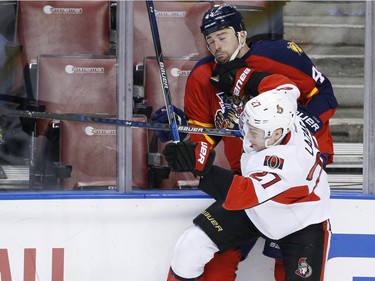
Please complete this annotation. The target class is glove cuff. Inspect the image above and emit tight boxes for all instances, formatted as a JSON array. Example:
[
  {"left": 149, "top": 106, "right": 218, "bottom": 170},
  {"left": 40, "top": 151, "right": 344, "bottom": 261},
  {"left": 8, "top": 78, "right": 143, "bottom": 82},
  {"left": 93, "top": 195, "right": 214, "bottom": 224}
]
[{"left": 198, "top": 165, "right": 234, "bottom": 203}]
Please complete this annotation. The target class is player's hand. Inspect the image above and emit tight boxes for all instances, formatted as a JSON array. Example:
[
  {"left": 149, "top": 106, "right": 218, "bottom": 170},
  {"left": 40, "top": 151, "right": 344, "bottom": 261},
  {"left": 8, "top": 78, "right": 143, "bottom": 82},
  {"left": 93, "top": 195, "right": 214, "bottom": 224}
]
[
  {"left": 297, "top": 105, "right": 323, "bottom": 134},
  {"left": 210, "top": 58, "right": 248, "bottom": 92},
  {"left": 151, "top": 105, "right": 188, "bottom": 142},
  {"left": 210, "top": 59, "right": 269, "bottom": 100},
  {"left": 162, "top": 141, "right": 216, "bottom": 177}
]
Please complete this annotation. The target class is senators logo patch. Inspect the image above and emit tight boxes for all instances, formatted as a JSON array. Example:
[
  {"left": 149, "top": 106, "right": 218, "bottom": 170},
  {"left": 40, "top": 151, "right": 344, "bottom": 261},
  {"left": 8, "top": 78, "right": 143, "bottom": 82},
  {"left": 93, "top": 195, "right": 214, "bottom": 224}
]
[
  {"left": 264, "top": 155, "right": 284, "bottom": 169},
  {"left": 276, "top": 104, "right": 284, "bottom": 114},
  {"left": 295, "top": 257, "right": 312, "bottom": 278}
]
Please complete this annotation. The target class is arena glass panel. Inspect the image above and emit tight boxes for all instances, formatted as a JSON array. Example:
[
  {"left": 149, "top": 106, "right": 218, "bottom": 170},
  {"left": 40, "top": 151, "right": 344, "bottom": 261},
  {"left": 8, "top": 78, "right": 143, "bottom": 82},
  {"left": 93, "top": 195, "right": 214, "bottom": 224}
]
[{"left": 0, "top": 1, "right": 368, "bottom": 193}]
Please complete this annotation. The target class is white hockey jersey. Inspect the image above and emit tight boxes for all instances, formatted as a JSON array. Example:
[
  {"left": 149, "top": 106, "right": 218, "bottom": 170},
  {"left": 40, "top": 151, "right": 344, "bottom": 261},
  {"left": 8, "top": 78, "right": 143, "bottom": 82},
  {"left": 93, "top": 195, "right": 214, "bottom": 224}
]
[{"left": 223, "top": 116, "right": 331, "bottom": 240}]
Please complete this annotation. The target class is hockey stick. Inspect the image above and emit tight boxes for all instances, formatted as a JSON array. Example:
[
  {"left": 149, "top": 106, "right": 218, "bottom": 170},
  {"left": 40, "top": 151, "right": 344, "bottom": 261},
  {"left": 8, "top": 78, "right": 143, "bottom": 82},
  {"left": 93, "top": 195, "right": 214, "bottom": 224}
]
[
  {"left": 2, "top": 108, "right": 241, "bottom": 137},
  {"left": 146, "top": 0, "right": 180, "bottom": 143}
]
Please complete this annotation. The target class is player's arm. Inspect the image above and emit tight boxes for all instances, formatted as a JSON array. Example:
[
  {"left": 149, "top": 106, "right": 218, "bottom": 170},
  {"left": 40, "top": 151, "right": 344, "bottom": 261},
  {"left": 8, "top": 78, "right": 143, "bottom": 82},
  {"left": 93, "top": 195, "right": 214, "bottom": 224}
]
[
  {"left": 184, "top": 66, "right": 222, "bottom": 149},
  {"left": 162, "top": 140, "right": 294, "bottom": 206},
  {"left": 198, "top": 165, "right": 290, "bottom": 209},
  {"left": 253, "top": 44, "right": 338, "bottom": 117},
  {"left": 222, "top": 172, "right": 285, "bottom": 210},
  {"left": 208, "top": 58, "right": 270, "bottom": 100},
  {"left": 150, "top": 63, "right": 221, "bottom": 146},
  {"left": 161, "top": 67, "right": 221, "bottom": 176}
]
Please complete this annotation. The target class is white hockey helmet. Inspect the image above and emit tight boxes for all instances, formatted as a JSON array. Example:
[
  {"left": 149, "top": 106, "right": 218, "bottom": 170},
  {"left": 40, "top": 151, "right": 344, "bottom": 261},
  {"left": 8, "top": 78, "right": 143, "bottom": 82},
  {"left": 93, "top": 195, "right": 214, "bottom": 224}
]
[{"left": 240, "top": 84, "right": 300, "bottom": 145}]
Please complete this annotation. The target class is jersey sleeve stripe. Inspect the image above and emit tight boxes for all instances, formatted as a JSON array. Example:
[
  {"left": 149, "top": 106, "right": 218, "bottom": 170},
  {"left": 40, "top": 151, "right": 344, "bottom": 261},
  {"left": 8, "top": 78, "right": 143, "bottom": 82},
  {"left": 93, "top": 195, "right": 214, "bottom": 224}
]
[
  {"left": 307, "top": 87, "right": 319, "bottom": 99},
  {"left": 223, "top": 175, "right": 259, "bottom": 210}
]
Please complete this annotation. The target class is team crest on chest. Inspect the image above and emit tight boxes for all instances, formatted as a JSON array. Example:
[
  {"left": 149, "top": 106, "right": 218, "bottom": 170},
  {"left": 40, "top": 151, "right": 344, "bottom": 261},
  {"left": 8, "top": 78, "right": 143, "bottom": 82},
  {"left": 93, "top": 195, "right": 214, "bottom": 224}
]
[
  {"left": 263, "top": 155, "right": 284, "bottom": 169},
  {"left": 214, "top": 92, "right": 244, "bottom": 130}
]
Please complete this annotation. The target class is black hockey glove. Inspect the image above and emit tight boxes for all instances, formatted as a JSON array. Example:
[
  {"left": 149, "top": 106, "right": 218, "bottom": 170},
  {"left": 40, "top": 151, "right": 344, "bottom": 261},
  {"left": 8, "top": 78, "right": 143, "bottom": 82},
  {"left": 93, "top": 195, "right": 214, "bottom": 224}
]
[
  {"left": 297, "top": 104, "right": 323, "bottom": 134},
  {"left": 210, "top": 58, "right": 248, "bottom": 92},
  {"left": 210, "top": 58, "right": 270, "bottom": 100},
  {"left": 151, "top": 105, "right": 188, "bottom": 143},
  {"left": 162, "top": 141, "right": 216, "bottom": 177}
]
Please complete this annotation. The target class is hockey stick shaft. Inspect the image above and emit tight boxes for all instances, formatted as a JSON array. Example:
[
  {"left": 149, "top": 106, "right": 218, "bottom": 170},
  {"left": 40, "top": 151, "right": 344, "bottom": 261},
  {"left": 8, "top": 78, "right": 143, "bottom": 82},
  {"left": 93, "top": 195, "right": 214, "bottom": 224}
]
[
  {"left": 146, "top": 0, "right": 180, "bottom": 143},
  {"left": 2, "top": 108, "right": 241, "bottom": 137}
]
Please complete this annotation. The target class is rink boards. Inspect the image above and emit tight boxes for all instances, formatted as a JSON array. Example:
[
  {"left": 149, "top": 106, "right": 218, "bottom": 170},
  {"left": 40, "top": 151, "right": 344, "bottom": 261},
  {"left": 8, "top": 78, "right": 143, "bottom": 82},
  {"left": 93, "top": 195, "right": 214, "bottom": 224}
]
[{"left": 0, "top": 190, "right": 374, "bottom": 281}]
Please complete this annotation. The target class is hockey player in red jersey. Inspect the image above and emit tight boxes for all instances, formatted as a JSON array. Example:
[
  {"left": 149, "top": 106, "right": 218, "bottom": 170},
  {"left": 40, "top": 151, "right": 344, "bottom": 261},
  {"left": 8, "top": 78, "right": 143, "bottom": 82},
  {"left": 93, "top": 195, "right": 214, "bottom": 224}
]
[
  {"left": 151, "top": 3, "right": 337, "bottom": 280},
  {"left": 163, "top": 80, "right": 331, "bottom": 281},
  {"left": 184, "top": 3, "right": 337, "bottom": 168}
]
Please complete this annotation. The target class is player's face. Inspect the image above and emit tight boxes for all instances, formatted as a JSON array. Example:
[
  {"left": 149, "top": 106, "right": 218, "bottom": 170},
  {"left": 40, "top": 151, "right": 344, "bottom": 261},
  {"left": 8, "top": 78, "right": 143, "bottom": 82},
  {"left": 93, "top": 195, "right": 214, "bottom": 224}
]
[
  {"left": 245, "top": 125, "right": 282, "bottom": 151},
  {"left": 245, "top": 125, "right": 266, "bottom": 151},
  {"left": 206, "top": 28, "right": 239, "bottom": 64}
]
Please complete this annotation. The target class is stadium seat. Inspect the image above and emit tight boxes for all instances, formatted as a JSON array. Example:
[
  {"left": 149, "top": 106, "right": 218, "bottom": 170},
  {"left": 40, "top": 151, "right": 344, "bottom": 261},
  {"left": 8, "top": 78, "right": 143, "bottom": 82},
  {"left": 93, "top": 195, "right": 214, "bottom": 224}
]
[
  {"left": 34, "top": 54, "right": 116, "bottom": 189},
  {"left": 60, "top": 115, "right": 149, "bottom": 190},
  {"left": 36, "top": 54, "right": 150, "bottom": 190},
  {"left": 33, "top": 54, "right": 149, "bottom": 190},
  {"left": 36, "top": 55, "right": 116, "bottom": 132},
  {"left": 17, "top": 1, "right": 110, "bottom": 60},
  {"left": 133, "top": 1, "right": 211, "bottom": 66},
  {"left": 15, "top": 0, "right": 111, "bottom": 97}
]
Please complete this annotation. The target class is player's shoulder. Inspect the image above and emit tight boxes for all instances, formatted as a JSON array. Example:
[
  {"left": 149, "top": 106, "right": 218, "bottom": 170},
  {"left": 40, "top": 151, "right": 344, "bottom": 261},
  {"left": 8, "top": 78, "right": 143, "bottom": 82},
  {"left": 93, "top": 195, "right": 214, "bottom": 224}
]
[
  {"left": 192, "top": 55, "right": 215, "bottom": 71},
  {"left": 189, "top": 55, "right": 215, "bottom": 79},
  {"left": 248, "top": 39, "right": 307, "bottom": 58}
]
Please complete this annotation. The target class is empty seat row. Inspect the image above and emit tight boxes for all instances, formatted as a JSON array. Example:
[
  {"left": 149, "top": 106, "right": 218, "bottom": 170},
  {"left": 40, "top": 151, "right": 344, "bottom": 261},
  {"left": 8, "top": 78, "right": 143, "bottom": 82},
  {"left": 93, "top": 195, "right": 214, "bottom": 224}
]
[
  {"left": 3, "top": 0, "right": 279, "bottom": 98},
  {"left": 21, "top": 54, "right": 230, "bottom": 190}
]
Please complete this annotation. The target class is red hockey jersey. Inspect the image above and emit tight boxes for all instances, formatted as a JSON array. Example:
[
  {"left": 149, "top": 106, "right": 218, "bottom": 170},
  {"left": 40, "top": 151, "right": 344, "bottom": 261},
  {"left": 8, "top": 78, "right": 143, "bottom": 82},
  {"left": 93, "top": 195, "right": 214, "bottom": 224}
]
[{"left": 184, "top": 40, "right": 338, "bottom": 172}]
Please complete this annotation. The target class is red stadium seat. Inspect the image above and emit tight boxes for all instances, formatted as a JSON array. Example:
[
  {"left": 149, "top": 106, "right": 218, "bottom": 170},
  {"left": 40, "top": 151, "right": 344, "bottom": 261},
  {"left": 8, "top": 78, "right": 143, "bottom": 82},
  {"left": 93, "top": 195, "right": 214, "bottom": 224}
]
[
  {"left": 17, "top": 1, "right": 110, "bottom": 60},
  {"left": 60, "top": 115, "right": 149, "bottom": 190},
  {"left": 35, "top": 54, "right": 116, "bottom": 189},
  {"left": 15, "top": 0, "right": 111, "bottom": 96},
  {"left": 133, "top": 1, "right": 211, "bottom": 66},
  {"left": 60, "top": 120, "right": 117, "bottom": 189},
  {"left": 36, "top": 55, "right": 116, "bottom": 134},
  {"left": 34, "top": 55, "right": 149, "bottom": 190}
]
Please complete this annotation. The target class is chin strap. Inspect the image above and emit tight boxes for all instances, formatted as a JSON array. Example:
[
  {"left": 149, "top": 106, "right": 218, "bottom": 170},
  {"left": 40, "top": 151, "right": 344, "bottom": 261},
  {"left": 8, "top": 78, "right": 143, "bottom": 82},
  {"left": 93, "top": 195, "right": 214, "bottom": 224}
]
[
  {"left": 207, "top": 28, "right": 247, "bottom": 63},
  {"left": 229, "top": 29, "right": 247, "bottom": 61}
]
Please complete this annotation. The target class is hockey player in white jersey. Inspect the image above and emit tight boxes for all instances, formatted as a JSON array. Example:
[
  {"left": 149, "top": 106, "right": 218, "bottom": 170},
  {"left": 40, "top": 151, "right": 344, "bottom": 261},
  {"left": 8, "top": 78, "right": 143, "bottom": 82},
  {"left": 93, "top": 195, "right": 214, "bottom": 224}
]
[{"left": 163, "top": 76, "right": 331, "bottom": 280}]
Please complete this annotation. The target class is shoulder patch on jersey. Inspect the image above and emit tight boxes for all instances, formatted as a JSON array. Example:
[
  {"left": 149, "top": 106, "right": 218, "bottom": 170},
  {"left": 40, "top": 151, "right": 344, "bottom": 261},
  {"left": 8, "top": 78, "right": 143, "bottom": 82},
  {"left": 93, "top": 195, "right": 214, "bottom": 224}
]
[
  {"left": 263, "top": 155, "right": 284, "bottom": 170},
  {"left": 287, "top": 41, "right": 304, "bottom": 55}
]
